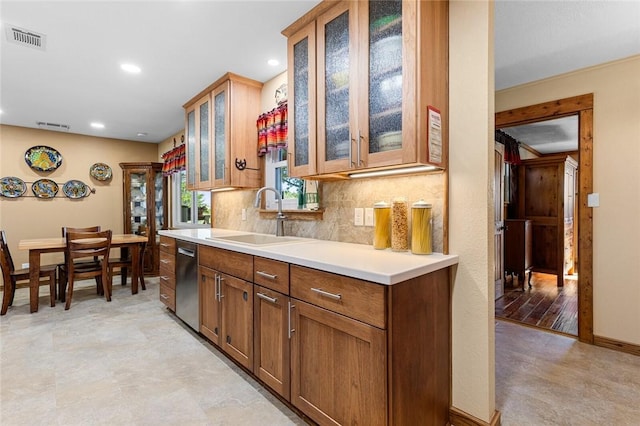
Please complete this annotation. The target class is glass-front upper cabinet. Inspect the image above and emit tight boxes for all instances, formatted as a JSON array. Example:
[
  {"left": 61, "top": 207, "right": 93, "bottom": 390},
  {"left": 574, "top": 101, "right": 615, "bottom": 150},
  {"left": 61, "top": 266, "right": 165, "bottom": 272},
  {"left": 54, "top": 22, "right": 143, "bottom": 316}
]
[
  {"left": 184, "top": 94, "right": 211, "bottom": 190},
  {"left": 212, "top": 82, "right": 229, "bottom": 187},
  {"left": 283, "top": 0, "right": 448, "bottom": 176}
]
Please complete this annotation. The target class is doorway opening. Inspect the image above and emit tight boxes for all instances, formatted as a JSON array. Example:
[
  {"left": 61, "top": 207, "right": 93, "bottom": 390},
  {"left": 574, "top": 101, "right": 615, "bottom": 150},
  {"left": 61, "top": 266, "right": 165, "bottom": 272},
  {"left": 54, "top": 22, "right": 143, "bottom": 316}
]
[{"left": 494, "top": 94, "right": 594, "bottom": 343}]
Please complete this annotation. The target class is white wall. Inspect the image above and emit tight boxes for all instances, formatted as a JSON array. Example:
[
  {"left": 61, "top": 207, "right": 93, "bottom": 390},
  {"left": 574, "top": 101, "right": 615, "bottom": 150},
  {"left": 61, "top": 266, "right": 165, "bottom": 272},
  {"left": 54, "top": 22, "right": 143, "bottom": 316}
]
[
  {"left": 449, "top": 0, "right": 496, "bottom": 422},
  {"left": 496, "top": 55, "right": 640, "bottom": 346}
]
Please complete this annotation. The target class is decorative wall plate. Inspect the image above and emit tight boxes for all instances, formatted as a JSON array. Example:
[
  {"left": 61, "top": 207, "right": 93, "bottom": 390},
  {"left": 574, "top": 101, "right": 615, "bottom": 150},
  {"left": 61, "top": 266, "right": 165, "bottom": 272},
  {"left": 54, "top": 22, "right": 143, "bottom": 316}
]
[
  {"left": 24, "top": 146, "right": 63, "bottom": 172},
  {"left": 0, "top": 176, "right": 27, "bottom": 198},
  {"left": 31, "top": 179, "right": 59, "bottom": 198},
  {"left": 89, "top": 163, "right": 113, "bottom": 181},
  {"left": 62, "top": 180, "right": 89, "bottom": 199}
]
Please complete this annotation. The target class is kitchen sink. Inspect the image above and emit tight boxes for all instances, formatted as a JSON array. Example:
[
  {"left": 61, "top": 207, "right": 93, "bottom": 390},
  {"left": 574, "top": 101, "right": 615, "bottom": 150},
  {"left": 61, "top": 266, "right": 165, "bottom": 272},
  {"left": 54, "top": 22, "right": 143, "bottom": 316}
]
[{"left": 209, "top": 234, "right": 304, "bottom": 246}]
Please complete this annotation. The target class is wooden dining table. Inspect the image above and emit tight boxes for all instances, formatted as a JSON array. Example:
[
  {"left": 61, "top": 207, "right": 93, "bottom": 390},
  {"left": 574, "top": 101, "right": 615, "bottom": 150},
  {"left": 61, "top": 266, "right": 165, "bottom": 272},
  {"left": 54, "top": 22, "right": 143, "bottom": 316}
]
[{"left": 18, "top": 234, "right": 148, "bottom": 313}]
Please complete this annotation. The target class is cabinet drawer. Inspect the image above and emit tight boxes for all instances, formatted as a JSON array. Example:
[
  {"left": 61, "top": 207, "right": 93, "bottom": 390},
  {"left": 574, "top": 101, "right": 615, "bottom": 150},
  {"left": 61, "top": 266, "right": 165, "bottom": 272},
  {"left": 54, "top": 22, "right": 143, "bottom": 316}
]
[
  {"left": 254, "top": 257, "right": 289, "bottom": 294},
  {"left": 159, "top": 269, "right": 175, "bottom": 290},
  {"left": 290, "top": 265, "right": 386, "bottom": 329},
  {"left": 199, "top": 245, "right": 253, "bottom": 281},
  {"left": 159, "top": 250, "right": 175, "bottom": 271},
  {"left": 159, "top": 283, "right": 175, "bottom": 311},
  {"left": 159, "top": 236, "right": 176, "bottom": 254}
]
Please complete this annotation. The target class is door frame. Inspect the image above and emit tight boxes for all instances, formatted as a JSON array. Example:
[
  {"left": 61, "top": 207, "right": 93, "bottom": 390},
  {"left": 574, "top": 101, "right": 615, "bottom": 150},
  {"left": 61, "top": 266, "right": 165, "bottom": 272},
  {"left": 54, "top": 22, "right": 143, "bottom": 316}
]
[{"left": 495, "top": 93, "right": 594, "bottom": 344}]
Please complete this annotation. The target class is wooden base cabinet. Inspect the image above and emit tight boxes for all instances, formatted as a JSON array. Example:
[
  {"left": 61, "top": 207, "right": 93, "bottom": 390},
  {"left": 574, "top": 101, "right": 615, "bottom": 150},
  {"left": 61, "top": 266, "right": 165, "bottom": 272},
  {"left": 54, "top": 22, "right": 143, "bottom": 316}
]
[
  {"left": 199, "top": 246, "right": 254, "bottom": 371},
  {"left": 291, "top": 300, "right": 387, "bottom": 426},
  {"left": 158, "top": 236, "right": 176, "bottom": 311},
  {"left": 290, "top": 265, "right": 451, "bottom": 426}
]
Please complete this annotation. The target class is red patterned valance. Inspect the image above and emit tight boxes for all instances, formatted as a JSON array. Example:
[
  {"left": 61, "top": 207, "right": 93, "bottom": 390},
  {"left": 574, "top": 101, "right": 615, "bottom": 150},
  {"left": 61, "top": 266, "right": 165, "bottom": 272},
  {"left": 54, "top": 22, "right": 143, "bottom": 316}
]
[
  {"left": 495, "top": 130, "right": 522, "bottom": 165},
  {"left": 161, "top": 144, "right": 186, "bottom": 176},
  {"left": 257, "top": 102, "right": 288, "bottom": 156}
]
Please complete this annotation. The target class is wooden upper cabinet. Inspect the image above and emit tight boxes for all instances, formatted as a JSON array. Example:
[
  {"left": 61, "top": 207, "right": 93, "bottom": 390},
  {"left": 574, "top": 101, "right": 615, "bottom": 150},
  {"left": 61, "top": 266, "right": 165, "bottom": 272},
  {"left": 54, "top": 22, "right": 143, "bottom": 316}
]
[
  {"left": 282, "top": 0, "right": 448, "bottom": 178},
  {"left": 184, "top": 73, "right": 264, "bottom": 190}
]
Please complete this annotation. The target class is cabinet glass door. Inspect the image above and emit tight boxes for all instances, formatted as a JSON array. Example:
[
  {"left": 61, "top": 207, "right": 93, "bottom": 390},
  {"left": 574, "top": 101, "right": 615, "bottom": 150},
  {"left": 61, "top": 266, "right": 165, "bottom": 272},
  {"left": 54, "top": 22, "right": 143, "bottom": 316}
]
[
  {"left": 213, "top": 88, "right": 227, "bottom": 184},
  {"left": 186, "top": 110, "right": 196, "bottom": 188},
  {"left": 323, "top": 10, "right": 351, "bottom": 163},
  {"left": 293, "top": 36, "right": 310, "bottom": 169},
  {"left": 154, "top": 172, "right": 164, "bottom": 231},
  {"left": 130, "top": 171, "right": 148, "bottom": 235},
  {"left": 198, "top": 100, "right": 210, "bottom": 186},
  {"left": 368, "top": 0, "right": 402, "bottom": 155},
  {"left": 288, "top": 21, "right": 316, "bottom": 178}
]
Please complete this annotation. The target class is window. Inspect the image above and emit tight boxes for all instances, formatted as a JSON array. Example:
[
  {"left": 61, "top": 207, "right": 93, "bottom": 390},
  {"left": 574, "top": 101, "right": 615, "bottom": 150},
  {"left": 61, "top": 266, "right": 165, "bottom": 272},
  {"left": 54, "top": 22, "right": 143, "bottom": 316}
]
[
  {"left": 264, "top": 148, "right": 304, "bottom": 210},
  {"left": 172, "top": 170, "right": 212, "bottom": 227}
]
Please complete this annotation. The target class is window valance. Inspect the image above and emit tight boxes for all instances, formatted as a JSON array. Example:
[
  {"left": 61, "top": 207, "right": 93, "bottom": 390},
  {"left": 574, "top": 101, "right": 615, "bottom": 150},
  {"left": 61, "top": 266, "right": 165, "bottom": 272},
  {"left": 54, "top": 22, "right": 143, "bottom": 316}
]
[{"left": 161, "top": 143, "right": 186, "bottom": 176}]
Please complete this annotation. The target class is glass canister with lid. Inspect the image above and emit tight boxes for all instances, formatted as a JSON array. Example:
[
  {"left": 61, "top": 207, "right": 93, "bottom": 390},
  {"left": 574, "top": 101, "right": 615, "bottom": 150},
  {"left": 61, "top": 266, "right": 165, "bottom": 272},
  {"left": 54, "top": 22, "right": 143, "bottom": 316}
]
[
  {"left": 391, "top": 197, "right": 409, "bottom": 251},
  {"left": 373, "top": 201, "right": 391, "bottom": 249},
  {"left": 411, "top": 199, "right": 433, "bottom": 255}
]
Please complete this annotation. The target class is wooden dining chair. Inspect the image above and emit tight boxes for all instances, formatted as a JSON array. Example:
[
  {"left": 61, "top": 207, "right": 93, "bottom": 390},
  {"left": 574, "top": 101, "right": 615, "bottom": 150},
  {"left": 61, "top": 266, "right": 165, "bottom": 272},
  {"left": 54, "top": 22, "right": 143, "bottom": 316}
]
[
  {"left": 58, "top": 226, "right": 101, "bottom": 301},
  {"left": 60, "top": 230, "right": 112, "bottom": 310},
  {"left": 1, "top": 230, "right": 57, "bottom": 315},
  {"left": 108, "top": 241, "right": 147, "bottom": 290}
]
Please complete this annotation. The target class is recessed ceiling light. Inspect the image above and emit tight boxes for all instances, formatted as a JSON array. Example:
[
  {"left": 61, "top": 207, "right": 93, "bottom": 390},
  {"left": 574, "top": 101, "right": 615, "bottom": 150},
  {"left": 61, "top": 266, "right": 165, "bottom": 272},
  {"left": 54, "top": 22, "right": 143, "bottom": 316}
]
[
  {"left": 137, "top": 132, "right": 147, "bottom": 137},
  {"left": 267, "top": 59, "right": 279, "bottom": 66},
  {"left": 120, "top": 63, "right": 141, "bottom": 74},
  {"left": 90, "top": 122, "right": 105, "bottom": 129}
]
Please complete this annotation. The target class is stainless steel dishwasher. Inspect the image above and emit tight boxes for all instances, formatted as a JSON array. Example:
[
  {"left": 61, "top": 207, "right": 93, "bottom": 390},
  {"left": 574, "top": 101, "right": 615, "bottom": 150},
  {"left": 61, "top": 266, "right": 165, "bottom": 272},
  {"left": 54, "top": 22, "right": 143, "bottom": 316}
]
[{"left": 175, "top": 240, "right": 199, "bottom": 330}]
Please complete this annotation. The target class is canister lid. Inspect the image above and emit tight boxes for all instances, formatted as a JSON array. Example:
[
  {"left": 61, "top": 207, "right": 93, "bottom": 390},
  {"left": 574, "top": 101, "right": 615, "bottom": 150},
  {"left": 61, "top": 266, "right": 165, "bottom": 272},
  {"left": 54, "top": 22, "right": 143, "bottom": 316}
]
[
  {"left": 374, "top": 201, "right": 390, "bottom": 208},
  {"left": 412, "top": 199, "right": 432, "bottom": 208}
]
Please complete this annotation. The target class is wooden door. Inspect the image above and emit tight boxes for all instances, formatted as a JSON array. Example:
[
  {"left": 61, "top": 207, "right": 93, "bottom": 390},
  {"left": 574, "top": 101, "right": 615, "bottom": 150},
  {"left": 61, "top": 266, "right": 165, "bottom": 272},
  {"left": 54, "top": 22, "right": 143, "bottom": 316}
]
[
  {"left": 199, "top": 266, "right": 220, "bottom": 345},
  {"left": 291, "top": 300, "right": 386, "bottom": 426},
  {"left": 220, "top": 272, "right": 253, "bottom": 370},
  {"left": 494, "top": 142, "right": 505, "bottom": 299},
  {"left": 253, "top": 286, "right": 290, "bottom": 401}
]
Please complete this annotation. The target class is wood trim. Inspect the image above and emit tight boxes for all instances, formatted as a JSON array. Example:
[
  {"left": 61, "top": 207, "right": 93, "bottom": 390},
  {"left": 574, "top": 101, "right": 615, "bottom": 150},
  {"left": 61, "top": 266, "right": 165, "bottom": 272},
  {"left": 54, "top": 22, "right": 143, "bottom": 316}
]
[
  {"left": 577, "top": 108, "right": 594, "bottom": 343},
  {"left": 281, "top": 0, "right": 340, "bottom": 37},
  {"left": 495, "top": 93, "right": 593, "bottom": 128},
  {"left": 449, "top": 407, "right": 501, "bottom": 426},
  {"left": 593, "top": 335, "right": 640, "bottom": 357},
  {"left": 495, "top": 93, "right": 594, "bottom": 344},
  {"left": 183, "top": 72, "right": 263, "bottom": 108}
]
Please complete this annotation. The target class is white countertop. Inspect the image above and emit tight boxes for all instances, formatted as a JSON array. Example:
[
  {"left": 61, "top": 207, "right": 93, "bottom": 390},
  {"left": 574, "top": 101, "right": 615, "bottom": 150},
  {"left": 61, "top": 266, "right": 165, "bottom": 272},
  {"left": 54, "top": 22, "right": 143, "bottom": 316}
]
[{"left": 159, "top": 228, "right": 458, "bottom": 285}]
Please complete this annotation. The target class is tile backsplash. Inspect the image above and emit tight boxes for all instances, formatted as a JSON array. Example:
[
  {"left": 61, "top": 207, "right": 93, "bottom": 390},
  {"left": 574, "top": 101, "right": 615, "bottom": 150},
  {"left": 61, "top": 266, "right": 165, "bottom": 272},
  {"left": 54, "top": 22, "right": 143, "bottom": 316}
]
[{"left": 212, "top": 172, "right": 445, "bottom": 253}]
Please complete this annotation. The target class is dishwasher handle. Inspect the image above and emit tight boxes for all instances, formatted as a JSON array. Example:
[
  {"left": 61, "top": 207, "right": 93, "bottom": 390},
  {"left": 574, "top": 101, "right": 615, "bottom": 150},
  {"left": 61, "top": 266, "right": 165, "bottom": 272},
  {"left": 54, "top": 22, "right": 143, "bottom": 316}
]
[{"left": 177, "top": 247, "right": 196, "bottom": 257}]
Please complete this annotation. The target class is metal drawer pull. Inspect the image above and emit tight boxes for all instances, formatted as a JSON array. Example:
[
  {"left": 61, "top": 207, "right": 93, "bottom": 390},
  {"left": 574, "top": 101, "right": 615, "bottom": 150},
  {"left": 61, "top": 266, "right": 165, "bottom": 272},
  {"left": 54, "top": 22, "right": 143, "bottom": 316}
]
[
  {"left": 256, "top": 270, "right": 277, "bottom": 280},
  {"left": 160, "top": 294, "right": 169, "bottom": 300},
  {"left": 160, "top": 276, "right": 169, "bottom": 282},
  {"left": 311, "top": 288, "right": 342, "bottom": 300},
  {"left": 160, "top": 243, "right": 170, "bottom": 248},
  {"left": 257, "top": 292, "right": 278, "bottom": 304},
  {"left": 160, "top": 259, "right": 171, "bottom": 264}
]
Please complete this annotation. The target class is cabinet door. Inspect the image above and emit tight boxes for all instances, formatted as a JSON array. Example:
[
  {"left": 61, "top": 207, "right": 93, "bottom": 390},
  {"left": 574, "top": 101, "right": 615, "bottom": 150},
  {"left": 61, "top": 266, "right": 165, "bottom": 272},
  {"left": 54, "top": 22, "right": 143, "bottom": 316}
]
[
  {"left": 291, "top": 300, "right": 386, "bottom": 426},
  {"left": 361, "top": 0, "right": 416, "bottom": 169},
  {"left": 220, "top": 272, "right": 253, "bottom": 370},
  {"left": 287, "top": 21, "right": 317, "bottom": 178},
  {"left": 199, "top": 266, "right": 221, "bottom": 345},
  {"left": 212, "top": 82, "right": 230, "bottom": 187},
  {"left": 253, "top": 286, "right": 290, "bottom": 401},
  {"left": 185, "top": 94, "right": 211, "bottom": 190},
  {"left": 316, "top": 1, "right": 358, "bottom": 174}
]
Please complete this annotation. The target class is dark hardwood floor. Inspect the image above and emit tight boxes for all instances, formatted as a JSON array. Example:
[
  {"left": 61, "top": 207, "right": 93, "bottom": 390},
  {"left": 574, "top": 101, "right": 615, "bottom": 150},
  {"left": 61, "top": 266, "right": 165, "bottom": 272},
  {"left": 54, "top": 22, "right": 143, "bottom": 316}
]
[{"left": 495, "top": 272, "right": 578, "bottom": 336}]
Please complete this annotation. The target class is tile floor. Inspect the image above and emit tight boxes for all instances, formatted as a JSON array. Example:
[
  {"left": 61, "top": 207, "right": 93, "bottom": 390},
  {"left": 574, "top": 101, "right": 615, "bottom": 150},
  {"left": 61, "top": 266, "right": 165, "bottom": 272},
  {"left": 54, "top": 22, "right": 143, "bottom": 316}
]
[
  {"left": 1, "top": 279, "right": 639, "bottom": 425},
  {"left": 0, "top": 279, "right": 305, "bottom": 426}
]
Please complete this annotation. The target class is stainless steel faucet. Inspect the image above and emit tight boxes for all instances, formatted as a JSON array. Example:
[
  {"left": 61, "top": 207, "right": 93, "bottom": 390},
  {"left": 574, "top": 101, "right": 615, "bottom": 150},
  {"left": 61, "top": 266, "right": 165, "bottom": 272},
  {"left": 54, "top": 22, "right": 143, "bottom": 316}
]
[{"left": 254, "top": 187, "right": 287, "bottom": 236}]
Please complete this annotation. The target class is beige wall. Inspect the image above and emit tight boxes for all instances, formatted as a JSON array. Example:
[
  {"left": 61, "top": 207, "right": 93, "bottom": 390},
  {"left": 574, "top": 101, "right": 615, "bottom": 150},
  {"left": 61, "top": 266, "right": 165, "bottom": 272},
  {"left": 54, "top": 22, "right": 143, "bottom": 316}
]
[
  {"left": 496, "top": 55, "right": 640, "bottom": 346},
  {"left": 0, "top": 125, "right": 160, "bottom": 273}
]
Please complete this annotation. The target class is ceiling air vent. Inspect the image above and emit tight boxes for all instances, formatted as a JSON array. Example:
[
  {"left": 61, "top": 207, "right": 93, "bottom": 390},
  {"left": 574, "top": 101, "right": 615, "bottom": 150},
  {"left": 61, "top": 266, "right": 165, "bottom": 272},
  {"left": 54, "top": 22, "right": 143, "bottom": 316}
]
[
  {"left": 5, "top": 24, "right": 46, "bottom": 51},
  {"left": 36, "top": 122, "right": 70, "bottom": 132}
]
